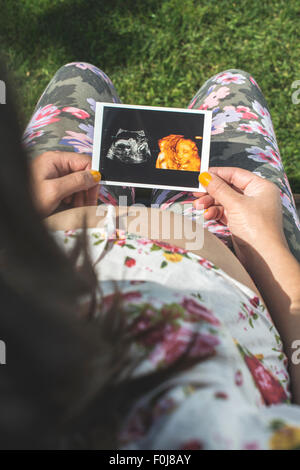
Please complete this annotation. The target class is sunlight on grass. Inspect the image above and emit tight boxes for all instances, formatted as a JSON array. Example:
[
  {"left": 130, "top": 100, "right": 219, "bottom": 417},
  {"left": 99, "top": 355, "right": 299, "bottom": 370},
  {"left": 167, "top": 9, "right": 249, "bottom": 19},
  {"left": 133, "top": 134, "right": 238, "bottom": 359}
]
[{"left": 0, "top": 0, "right": 299, "bottom": 190}]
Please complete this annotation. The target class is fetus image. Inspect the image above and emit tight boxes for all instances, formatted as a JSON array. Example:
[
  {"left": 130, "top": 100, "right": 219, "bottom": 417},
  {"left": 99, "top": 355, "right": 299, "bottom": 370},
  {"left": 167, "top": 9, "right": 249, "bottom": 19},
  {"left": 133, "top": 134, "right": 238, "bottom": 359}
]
[
  {"left": 156, "top": 134, "right": 201, "bottom": 171},
  {"left": 106, "top": 129, "right": 151, "bottom": 164}
]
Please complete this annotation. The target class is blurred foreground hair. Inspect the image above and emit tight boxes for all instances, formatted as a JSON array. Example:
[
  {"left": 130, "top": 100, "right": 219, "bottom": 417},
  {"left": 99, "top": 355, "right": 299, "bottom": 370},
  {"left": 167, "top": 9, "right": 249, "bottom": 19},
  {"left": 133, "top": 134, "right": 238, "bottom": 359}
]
[
  {"left": 0, "top": 60, "right": 204, "bottom": 449},
  {"left": 0, "top": 60, "right": 139, "bottom": 449}
]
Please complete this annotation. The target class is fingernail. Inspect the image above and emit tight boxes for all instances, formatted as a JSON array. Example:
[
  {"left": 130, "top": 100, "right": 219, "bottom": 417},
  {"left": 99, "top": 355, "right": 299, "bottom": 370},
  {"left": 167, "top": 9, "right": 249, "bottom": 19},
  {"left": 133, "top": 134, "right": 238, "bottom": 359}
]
[
  {"left": 198, "top": 172, "right": 212, "bottom": 187},
  {"left": 90, "top": 170, "right": 101, "bottom": 182}
]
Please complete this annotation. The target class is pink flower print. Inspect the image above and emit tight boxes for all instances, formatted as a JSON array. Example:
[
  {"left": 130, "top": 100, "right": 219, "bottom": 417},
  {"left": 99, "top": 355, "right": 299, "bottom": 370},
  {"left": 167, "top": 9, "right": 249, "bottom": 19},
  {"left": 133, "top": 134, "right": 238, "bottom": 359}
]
[
  {"left": 152, "top": 240, "right": 188, "bottom": 254},
  {"left": 137, "top": 321, "right": 176, "bottom": 347},
  {"left": 122, "top": 291, "right": 142, "bottom": 303},
  {"left": 203, "top": 220, "right": 231, "bottom": 238},
  {"left": 179, "top": 440, "right": 204, "bottom": 450},
  {"left": 215, "top": 391, "right": 228, "bottom": 399},
  {"left": 250, "top": 121, "right": 269, "bottom": 136},
  {"left": 213, "top": 71, "right": 246, "bottom": 85},
  {"left": 252, "top": 100, "right": 269, "bottom": 118},
  {"left": 251, "top": 100, "right": 278, "bottom": 144},
  {"left": 115, "top": 239, "right": 126, "bottom": 246},
  {"left": 188, "top": 96, "right": 197, "bottom": 109},
  {"left": 235, "top": 105, "right": 258, "bottom": 120},
  {"left": 62, "top": 107, "right": 90, "bottom": 119},
  {"left": 197, "top": 257, "right": 216, "bottom": 270},
  {"left": 98, "top": 186, "right": 118, "bottom": 205},
  {"left": 237, "top": 124, "right": 255, "bottom": 133},
  {"left": 283, "top": 173, "right": 295, "bottom": 201},
  {"left": 125, "top": 256, "right": 136, "bottom": 268},
  {"left": 22, "top": 129, "right": 44, "bottom": 147},
  {"left": 235, "top": 370, "right": 243, "bottom": 386},
  {"left": 198, "top": 86, "right": 230, "bottom": 110},
  {"left": 24, "top": 104, "right": 61, "bottom": 140},
  {"left": 184, "top": 331, "right": 220, "bottom": 358},
  {"left": 136, "top": 238, "right": 153, "bottom": 245},
  {"left": 182, "top": 297, "right": 220, "bottom": 325},
  {"left": 102, "top": 290, "right": 142, "bottom": 313},
  {"left": 213, "top": 104, "right": 257, "bottom": 135},
  {"left": 59, "top": 130, "right": 93, "bottom": 154},
  {"left": 64, "top": 229, "right": 77, "bottom": 237},
  {"left": 244, "top": 442, "right": 260, "bottom": 450},
  {"left": 249, "top": 76, "right": 261, "bottom": 90},
  {"left": 242, "top": 301, "right": 257, "bottom": 318},
  {"left": 211, "top": 105, "right": 243, "bottom": 135},
  {"left": 150, "top": 327, "right": 219, "bottom": 366},
  {"left": 249, "top": 296, "right": 260, "bottom": 308},
  {"left": 244, "top": 355, "right": 288, "bottom": 405},
  {"left": 245, "top": 145, "right": 283, "bottom": 170}
]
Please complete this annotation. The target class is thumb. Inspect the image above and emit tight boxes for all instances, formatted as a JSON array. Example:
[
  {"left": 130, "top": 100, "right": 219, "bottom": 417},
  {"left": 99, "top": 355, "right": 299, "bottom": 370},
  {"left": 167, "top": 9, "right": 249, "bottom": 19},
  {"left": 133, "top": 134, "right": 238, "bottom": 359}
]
[
  {"left": 54, "top": 170, "right": 101, "bottom": 200},
  {"left": 198, "top": 171, "right": 242, "bottom": 208}
]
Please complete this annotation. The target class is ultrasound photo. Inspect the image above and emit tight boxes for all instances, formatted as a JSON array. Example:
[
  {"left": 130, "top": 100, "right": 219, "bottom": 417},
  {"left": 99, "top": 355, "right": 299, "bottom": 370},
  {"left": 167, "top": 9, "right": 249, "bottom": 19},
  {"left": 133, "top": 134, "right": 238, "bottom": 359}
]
[
  {"left": 92, "top": 103, "right": 212, "bottom": 192},
  {"left": 106, "top": 129, "right": 151, "bottom": 164}
]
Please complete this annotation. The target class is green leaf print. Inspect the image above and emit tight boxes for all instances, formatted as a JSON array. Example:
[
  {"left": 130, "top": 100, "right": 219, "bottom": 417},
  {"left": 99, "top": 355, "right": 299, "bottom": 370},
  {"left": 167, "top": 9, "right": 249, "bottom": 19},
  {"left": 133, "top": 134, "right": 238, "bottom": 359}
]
[
  {"left": 160, "top": 260, "right": 168, "bottom": 269},
  {"left": 93, "top": 239, "right": 104, "bottom": 246},
  {"left": 151, "top": 244, "right": 161, "bottom": 251},
  {"left": 275, "top": 334, "right": 281, "bottom": 345}
]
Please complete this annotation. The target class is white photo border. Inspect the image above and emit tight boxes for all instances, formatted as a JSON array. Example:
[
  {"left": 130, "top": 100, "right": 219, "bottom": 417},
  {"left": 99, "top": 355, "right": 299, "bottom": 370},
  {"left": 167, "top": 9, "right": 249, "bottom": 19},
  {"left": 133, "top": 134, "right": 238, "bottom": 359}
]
[{"left": 92, "top": 103, "right": 212, "bottom": 192}]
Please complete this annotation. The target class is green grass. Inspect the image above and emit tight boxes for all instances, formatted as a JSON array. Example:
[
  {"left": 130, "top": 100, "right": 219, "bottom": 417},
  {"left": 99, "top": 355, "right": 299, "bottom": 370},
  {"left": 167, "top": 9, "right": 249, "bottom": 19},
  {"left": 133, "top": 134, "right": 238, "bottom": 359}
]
[{"left": 1, "top": 0, "right": 299, "bottom": 191}]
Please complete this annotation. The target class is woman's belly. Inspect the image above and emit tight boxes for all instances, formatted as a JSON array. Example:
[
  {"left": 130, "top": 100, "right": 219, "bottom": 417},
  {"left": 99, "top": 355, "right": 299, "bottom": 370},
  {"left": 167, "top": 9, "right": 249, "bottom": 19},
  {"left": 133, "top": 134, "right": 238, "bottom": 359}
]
[{"left": 45, "top": 205, "right": 263, "bottom": 300}]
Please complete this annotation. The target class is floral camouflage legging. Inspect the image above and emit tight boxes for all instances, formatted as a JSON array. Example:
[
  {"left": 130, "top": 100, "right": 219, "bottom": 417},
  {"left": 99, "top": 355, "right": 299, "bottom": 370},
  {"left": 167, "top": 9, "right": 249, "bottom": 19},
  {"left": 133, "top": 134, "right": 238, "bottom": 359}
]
[{"left": 23, "top": 63, "right": 300, "bottom": 262}]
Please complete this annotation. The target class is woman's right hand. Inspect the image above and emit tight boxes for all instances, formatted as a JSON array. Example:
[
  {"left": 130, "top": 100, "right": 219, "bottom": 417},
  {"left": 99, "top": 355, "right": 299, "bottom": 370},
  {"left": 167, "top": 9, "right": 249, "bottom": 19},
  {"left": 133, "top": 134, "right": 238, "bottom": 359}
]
[{"left": 193, "top": 167, "right": 289, "bottom": 268}]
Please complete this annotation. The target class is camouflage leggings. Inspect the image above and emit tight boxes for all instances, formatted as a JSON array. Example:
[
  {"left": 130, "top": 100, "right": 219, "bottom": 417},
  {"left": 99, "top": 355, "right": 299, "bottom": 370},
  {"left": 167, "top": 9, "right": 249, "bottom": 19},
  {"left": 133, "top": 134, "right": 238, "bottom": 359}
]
[{"left": 23, "top": 63, "right": 300, "bottom": 262}]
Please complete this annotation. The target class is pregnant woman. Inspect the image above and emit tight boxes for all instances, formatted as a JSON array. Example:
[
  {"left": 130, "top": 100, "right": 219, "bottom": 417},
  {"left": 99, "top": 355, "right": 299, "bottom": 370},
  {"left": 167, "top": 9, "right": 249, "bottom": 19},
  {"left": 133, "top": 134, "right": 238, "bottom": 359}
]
[{"left": 1, "top": 62, "right": 300, "bottom": 450}]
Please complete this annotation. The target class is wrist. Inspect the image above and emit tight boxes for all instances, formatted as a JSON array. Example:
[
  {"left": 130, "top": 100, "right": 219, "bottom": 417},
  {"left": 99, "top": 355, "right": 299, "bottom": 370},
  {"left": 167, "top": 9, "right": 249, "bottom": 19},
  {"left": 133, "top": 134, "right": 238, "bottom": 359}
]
[{"left": 233, "top": 235, "right": 290, "bottom": 276}]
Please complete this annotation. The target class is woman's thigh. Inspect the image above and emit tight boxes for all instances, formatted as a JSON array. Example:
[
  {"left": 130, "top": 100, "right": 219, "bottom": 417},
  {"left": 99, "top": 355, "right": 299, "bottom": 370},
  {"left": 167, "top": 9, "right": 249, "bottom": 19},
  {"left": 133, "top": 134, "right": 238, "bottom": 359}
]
[
  {"left": 151, "top": 69, "right": 300, "bottom": 262},
  {"left": 23, "top": 62, "right": 134, "bottom": 205}
]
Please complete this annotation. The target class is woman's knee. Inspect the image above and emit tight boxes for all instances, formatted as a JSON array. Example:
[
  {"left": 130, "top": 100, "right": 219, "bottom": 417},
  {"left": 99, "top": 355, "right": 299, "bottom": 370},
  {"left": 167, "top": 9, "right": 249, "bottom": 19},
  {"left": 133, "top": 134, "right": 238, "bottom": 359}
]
[{"left": 211, "top": 69, "right": 260, "bottom": 89}]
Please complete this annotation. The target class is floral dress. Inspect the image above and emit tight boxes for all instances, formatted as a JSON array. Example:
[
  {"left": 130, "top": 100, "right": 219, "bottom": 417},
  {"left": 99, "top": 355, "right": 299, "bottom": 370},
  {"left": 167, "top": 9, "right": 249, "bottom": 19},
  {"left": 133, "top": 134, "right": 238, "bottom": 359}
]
[{"left": 52, "top": 213, "right": 300, "bottom": 450}]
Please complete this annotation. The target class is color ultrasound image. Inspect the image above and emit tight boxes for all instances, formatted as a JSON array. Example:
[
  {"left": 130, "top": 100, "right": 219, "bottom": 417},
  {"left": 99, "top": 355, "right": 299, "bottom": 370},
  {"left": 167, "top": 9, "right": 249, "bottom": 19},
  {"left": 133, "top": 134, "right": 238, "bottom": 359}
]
[{"left": 93, "top": 104, "right": 211, "bottom": 191}]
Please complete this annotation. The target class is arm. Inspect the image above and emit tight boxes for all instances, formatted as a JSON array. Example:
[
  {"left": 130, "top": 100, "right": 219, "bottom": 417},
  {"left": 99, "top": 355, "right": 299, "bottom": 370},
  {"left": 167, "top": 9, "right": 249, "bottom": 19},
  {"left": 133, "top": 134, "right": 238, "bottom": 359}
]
[
  {"left": 242, "top": 238, "right": 300, "bottom": 402},
  {"left": 194, "top": 168, "right": 300, "bottom": 403}
]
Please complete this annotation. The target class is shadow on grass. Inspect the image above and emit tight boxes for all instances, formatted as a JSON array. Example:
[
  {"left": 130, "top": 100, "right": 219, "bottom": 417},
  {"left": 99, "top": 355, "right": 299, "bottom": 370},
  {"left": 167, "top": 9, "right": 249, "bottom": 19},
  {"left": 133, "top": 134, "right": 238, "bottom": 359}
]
[{"left": 0, "top": 0, "right": 160, "bottom": 70}]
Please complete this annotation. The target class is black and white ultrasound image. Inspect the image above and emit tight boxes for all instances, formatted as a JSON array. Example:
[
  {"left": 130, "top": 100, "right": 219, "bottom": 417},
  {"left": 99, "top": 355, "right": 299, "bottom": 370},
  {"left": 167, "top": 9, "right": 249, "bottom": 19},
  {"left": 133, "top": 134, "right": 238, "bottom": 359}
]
[{"left": 106, "top": 129, "right": 151, "bottom": 164}]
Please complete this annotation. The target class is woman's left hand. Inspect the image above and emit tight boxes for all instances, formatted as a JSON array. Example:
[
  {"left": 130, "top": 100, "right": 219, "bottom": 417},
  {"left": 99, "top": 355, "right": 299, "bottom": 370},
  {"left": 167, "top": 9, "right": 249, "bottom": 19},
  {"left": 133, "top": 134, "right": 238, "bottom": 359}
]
[{"left": 30, "top": 151, "right": 101, "bottom": 217}]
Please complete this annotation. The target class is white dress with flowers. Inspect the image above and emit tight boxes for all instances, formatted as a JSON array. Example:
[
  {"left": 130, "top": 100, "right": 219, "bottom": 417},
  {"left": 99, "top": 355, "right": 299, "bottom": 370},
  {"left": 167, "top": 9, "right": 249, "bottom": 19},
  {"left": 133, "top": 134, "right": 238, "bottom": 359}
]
[{"left": 52, "top": 215, "right": 300, "bottom": 450}]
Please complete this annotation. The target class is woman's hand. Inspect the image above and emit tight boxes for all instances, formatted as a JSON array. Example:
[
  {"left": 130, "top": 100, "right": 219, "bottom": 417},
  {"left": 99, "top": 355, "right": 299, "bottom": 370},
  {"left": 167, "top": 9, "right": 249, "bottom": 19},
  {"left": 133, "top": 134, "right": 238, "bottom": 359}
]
[
  {"left": 194, "top": 167, "right": 289, "bottom": 268},
  {"left": 30, "top": 151, "right": 101, "bottom": 217}
]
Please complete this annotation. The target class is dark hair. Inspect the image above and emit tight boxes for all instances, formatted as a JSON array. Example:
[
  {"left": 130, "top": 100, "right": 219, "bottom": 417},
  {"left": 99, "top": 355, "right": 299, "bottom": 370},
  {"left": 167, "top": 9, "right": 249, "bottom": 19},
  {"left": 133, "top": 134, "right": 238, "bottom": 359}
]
[
  {"left": 0, "top": 61, "right": 203, "bottom": 449},
  {"left": 0, "top": 60, "right": 139, "bottom": 449}
]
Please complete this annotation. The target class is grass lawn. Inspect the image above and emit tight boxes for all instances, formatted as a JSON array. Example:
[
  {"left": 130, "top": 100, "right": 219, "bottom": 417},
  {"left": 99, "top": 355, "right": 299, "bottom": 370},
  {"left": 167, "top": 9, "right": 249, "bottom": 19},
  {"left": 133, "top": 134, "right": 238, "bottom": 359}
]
[{"left": 1, "top": 0, "right": 299, "bottom": 191}]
